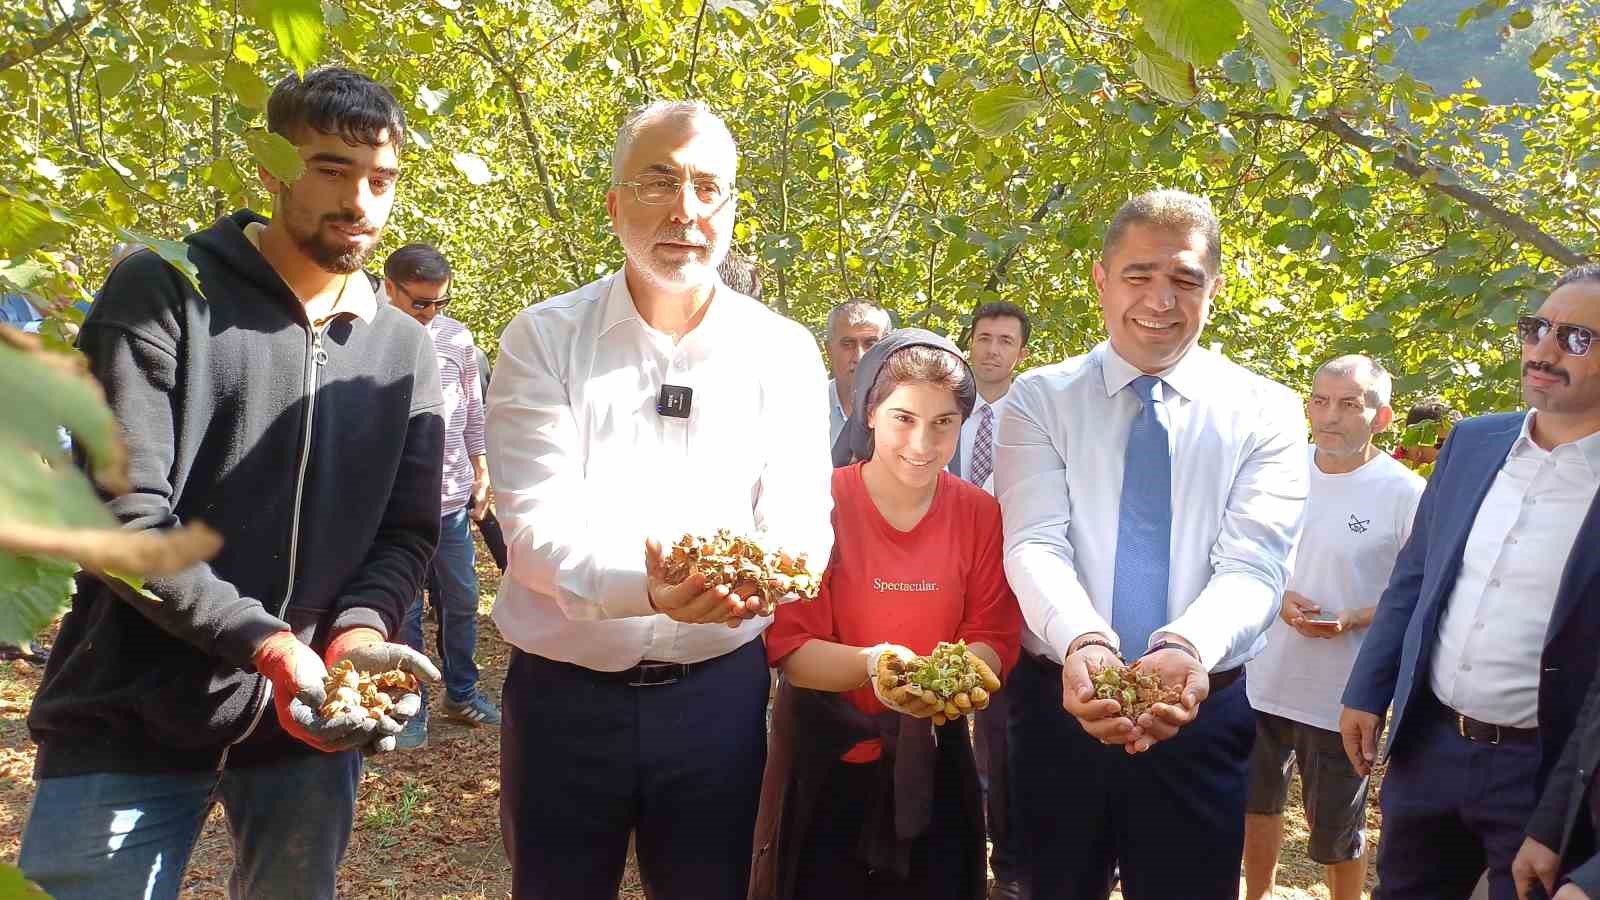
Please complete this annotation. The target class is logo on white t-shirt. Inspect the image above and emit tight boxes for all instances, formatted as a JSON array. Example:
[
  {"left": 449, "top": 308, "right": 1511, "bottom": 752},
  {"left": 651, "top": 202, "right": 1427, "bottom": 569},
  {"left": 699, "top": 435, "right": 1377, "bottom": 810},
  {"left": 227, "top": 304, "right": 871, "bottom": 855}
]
[{"left": 1347, "top": 513, "right": 1371, "bottom": 534}]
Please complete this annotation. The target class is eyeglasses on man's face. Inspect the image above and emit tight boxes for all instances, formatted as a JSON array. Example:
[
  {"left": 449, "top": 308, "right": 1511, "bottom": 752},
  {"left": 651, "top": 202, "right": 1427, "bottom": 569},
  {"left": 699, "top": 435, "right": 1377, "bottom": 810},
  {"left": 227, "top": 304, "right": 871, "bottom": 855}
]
[
  {"left": 1518, "top": 315, "right": 1595, "bottom": 357},
  {"left": 394, "top": 281, "right": 451, "bottom": 312},
  {"left": 615, "top": 174, "right": 730, "bottom": 208}
]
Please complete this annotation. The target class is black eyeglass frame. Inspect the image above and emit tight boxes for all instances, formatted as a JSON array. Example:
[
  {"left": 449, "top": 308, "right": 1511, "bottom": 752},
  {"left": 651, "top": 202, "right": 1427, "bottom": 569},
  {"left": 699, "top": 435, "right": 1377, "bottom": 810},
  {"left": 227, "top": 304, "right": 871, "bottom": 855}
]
[
  {"left": 1517, "top": 315, "right": 1595, "bottom": 357},
  {"left": 393, "top": 280, "right": 452, "bottom": 312}
]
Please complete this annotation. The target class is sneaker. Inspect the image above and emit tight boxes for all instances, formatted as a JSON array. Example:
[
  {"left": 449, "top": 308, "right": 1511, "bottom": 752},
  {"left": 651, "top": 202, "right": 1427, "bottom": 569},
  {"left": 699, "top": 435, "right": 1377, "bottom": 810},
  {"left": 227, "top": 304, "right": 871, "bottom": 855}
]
[
  {"left": 0, "top": 642, "right": 48, "bottom": 664},
  {"left": 440, "top": 693, "right": 501, "bottom": 727},
  {"left": 394, "top": 708, "right": 428, "bottom": 750}
]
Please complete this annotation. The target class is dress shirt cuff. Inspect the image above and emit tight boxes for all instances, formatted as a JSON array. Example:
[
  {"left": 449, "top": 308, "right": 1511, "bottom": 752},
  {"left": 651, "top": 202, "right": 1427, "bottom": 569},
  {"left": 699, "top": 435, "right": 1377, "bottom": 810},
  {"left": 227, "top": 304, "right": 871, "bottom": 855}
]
[
  {"left": 1048, "top": 615, "right": 1119, "bottom": 662},
  {"left": 1153, "top": 621, "right": 1224, "bottom": 671},
  {"left": 1162, "top": 571, "right": 1277, "bottom": 671},
  {"left": 597, "top": 566, "right": 653, "bottom": 620}
]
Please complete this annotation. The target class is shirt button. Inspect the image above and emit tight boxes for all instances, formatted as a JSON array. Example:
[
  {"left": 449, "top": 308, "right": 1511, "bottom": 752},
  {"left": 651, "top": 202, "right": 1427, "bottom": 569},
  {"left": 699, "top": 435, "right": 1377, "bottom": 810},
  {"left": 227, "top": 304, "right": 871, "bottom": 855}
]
[
  {"left": 1489, "top": 578, "right": 1502, "bottom": 588},
  {"left": 1474, "top": 622, "right": 1485, "bottom": 631},
  {"left": 1507, "top": 537, "right": 1519, "bottom": 545},
  {"left": 1461, "top": 663, "right": 1473, "bottom": 672}
]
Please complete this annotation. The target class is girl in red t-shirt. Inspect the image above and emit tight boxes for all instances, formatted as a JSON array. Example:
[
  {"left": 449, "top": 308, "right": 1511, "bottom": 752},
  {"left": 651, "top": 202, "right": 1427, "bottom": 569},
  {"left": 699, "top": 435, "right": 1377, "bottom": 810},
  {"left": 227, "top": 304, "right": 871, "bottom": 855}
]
[{"left": 756, "top": 331, "right": 1021, "bottom": 900}]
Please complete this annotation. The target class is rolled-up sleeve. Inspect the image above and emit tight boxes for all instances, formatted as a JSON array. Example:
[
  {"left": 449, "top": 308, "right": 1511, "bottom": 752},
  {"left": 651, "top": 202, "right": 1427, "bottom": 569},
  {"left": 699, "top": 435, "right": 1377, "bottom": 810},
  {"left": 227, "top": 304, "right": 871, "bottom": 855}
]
[
  {"left": 1161, "top": 386, "right": 1308, "bottom": 669},
  {"left": 486, "top": 313, "right": 653, "bottom": 621},
  {"left": 997, "top": 372, "right": 1114, "bottom": 661}
]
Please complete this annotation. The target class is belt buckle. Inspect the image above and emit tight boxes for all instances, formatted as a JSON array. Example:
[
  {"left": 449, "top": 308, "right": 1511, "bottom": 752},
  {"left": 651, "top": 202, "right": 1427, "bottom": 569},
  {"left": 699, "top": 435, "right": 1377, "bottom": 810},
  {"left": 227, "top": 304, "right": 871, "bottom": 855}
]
[
  {"left": 627, "top": 663, "right": 681, "bottom": 688},
  {"left": 1456, "top": 713, "right": 1502, "bottom": 745}
]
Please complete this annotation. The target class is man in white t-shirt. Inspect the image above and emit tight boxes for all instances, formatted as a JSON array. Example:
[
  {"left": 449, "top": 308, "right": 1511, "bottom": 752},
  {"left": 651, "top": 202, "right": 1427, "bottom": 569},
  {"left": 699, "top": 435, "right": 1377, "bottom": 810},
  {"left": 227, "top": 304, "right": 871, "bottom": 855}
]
[
  {"left": 1244, "top": 355, "right": 1425, "bottom": 900},
  {"left": 824, "top": 299, "right": 890, "bottom": 449}
]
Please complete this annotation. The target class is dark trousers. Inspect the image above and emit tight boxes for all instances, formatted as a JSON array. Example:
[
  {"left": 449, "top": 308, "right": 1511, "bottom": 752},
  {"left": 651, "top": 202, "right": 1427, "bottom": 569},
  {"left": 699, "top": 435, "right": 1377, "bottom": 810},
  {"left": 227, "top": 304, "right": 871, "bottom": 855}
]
[
  {"left": 1009, "top": 653, "right": 1255, "bottom": 900},
  {"left": 1374, "top": 690, "right": 1540, "bottom": 900},
  {"left": 500, "top": 641, "right": 770, "bottom": 900},
  {"left": 793, "top": 751, "right": 973, "bottom": 900},
  {"left": 976, "top": 688, "right": 1023, "bottom": 881}
]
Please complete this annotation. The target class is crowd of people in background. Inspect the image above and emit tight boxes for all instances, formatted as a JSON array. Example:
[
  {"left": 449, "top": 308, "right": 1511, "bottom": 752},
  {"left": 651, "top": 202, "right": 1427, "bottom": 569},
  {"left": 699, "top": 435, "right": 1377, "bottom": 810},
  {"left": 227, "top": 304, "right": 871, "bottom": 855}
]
[{"left": 10, "top": 64, "right": 1600, "bottom": 900}]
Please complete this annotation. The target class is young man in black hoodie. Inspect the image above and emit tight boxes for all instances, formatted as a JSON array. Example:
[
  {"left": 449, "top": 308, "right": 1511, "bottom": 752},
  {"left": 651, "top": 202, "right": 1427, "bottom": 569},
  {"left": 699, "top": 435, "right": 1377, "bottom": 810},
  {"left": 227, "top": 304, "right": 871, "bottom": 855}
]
[{"left": 18, "top": 67, "right": 444, "bottom": 900}]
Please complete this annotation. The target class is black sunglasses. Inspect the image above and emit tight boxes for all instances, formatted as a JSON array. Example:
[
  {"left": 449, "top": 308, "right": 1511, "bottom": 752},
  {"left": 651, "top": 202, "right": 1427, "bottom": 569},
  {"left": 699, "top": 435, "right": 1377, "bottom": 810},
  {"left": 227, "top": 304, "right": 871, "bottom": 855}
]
[
  {"left": 1517, "top": 315, "right": 1594, "bottom": 357},
  {"left": 393, "top": 281, "right": 451, "bottom": 312}
]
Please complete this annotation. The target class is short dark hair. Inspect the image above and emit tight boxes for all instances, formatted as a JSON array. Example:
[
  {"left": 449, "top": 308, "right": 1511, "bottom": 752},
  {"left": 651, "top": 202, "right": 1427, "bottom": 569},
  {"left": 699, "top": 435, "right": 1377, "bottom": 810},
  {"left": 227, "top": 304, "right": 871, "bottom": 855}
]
[
  {"left": 968, "top": 301, "right": 1031, "bottom": 346},
  {"left": 268, "top": 67, "right": 406, "bottom": 152},
  {"left": 1555, "top": 263, "right": 1600, "bottom": 290},
  {"left": 718, "top": 252, "right": 762, "bottom": 299},
  {"left": 384, "top": 244, "right": 452, "bottom": 285},
  {"left": 1405, "top": 398, "right": 1461, "bottom": 428},
  {"left": 1105, "top": 189, "right": 1221, "bottom": 275}
]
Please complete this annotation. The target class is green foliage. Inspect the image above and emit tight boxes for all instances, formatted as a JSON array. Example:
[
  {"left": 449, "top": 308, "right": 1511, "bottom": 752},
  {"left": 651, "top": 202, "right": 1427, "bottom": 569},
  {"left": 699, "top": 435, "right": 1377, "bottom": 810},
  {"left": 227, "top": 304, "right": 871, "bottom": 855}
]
[
  {"left": 0, "top": 862, "right": 50, "bottom": 900},
  {"left": 0, "top": 552, "right": 77, "bottom": 649},
  {"left": 1, "top": 0, "right": 1597, "bottom": 613}
]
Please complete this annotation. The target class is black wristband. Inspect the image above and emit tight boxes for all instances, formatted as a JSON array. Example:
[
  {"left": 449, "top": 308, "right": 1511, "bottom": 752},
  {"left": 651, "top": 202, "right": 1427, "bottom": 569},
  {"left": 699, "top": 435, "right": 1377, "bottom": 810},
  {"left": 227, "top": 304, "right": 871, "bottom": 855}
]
[
  {"left": 1072, "top": 638, "right": 1123, "bottom": 661},
  {"left": 1144, "top": 640, "right": 1201, "bottom": 664}
]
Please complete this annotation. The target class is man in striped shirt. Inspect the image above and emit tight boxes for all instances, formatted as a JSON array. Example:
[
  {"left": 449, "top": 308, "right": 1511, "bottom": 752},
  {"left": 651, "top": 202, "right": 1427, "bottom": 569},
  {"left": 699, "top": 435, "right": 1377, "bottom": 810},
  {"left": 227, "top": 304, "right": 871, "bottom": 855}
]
[{"left": 385, "top": 243, "right": 500, "bottom": 747}]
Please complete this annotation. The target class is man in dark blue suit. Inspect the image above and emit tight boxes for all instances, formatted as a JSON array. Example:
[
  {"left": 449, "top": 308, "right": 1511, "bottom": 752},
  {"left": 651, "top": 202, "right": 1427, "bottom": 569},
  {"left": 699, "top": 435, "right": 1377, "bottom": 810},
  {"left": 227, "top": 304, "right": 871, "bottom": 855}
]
[{"left": 1340, "top": 263, "right": 1600, "bottom": 900}]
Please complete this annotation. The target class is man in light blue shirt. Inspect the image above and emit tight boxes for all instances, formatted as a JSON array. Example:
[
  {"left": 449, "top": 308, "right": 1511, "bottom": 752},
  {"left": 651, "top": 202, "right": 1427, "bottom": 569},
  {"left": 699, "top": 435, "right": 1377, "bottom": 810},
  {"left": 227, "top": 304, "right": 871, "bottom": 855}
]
[
  {"left": 0, "top": 293, "right": 40, "bottom": 329},
  {"left": 996, "top": 189, "right": 1308, "bottom": 900}
]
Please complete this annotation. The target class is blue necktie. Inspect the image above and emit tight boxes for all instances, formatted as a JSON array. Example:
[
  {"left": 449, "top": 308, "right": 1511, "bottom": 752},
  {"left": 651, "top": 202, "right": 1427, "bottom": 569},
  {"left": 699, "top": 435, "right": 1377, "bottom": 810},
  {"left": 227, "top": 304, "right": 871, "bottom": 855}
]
[{"left": 1111, "top": 375, "right": 1172, "bottom": 656}]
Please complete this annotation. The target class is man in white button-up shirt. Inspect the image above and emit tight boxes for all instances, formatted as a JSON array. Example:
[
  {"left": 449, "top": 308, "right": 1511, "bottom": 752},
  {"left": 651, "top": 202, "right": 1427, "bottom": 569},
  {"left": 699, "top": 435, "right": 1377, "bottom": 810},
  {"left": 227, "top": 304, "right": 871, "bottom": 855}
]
[
  {"left": 996, "top": 189, "right": 1308, "bottom": 900},
  {"left": 485, "top": 100, "right": 833, "bottom": 900},
  {"left": 1342, "top": 265, "right": 1600, "bottom": 900}
]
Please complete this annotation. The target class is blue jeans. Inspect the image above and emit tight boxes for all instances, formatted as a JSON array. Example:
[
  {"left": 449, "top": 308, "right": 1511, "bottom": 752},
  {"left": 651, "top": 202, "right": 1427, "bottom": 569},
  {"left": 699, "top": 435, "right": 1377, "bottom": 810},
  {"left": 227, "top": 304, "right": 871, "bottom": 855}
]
[
  {"left": 18, "top": 750, "right": 361, "bottom": 900},
  {"left": 401, "top": 507, "right": 481, "bottom": 703}
]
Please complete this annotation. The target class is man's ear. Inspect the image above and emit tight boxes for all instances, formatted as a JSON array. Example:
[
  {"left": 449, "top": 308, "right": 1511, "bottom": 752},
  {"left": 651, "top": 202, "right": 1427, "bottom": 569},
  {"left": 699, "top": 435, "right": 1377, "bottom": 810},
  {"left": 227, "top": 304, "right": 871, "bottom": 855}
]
[
  {"left": 1206, "top": 272, "right": 1226, "bottom": 301},
  {"left": 1373, "top": 404, "right": 1395, "bottom": 434},
  {"left": 605, "top": 188, "right": 620, "bottom": 233}
]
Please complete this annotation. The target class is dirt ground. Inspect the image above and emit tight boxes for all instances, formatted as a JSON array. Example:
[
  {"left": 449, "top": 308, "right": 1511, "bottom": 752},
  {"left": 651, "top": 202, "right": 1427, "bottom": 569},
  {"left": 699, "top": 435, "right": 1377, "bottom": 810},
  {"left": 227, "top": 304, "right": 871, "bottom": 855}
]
[{"left": 0, "top": 544, "right": 1381, "bottom": 899}]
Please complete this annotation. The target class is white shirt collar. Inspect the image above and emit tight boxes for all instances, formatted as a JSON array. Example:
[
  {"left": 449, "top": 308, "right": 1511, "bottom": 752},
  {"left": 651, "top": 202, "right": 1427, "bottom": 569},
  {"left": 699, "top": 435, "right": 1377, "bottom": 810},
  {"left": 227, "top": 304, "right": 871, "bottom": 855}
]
[
  {"left": 1098, "top": 341, "right": 1206, "bottom": 403},
  {"left": 1513, "top": 410, "right": 1600, "bottom": 475},
  {"left": 600, "top": 269, "right": 729, "bottom": 341}
]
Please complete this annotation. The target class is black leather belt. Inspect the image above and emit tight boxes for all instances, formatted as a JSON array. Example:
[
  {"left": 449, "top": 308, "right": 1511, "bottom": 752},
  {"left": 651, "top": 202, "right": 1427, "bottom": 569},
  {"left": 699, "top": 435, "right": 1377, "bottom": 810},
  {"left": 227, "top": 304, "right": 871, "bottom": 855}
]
[
  {"left": 619, "top": 660, "right": 695, "bottom": 688},
  {"left": 1451, "top": 708, "right": 1537, "bottom": 745},
  {"left": 1423, "top": 689, "right": 1537, "bottom": 745},
  {"left": 1025, "top": 651, "right": 1242, "bottom": 695}
]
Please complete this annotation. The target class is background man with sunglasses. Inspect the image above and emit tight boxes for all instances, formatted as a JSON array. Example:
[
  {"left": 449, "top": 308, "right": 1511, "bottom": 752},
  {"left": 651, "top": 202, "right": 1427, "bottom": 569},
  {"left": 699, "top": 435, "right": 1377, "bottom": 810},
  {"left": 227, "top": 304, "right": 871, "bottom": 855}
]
[
  {"left": 385, "top": 243, "right": 500, "bottom": 747},
  {"left": 1339, "top": 263, "right": 1600, "bottom": 900}
]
